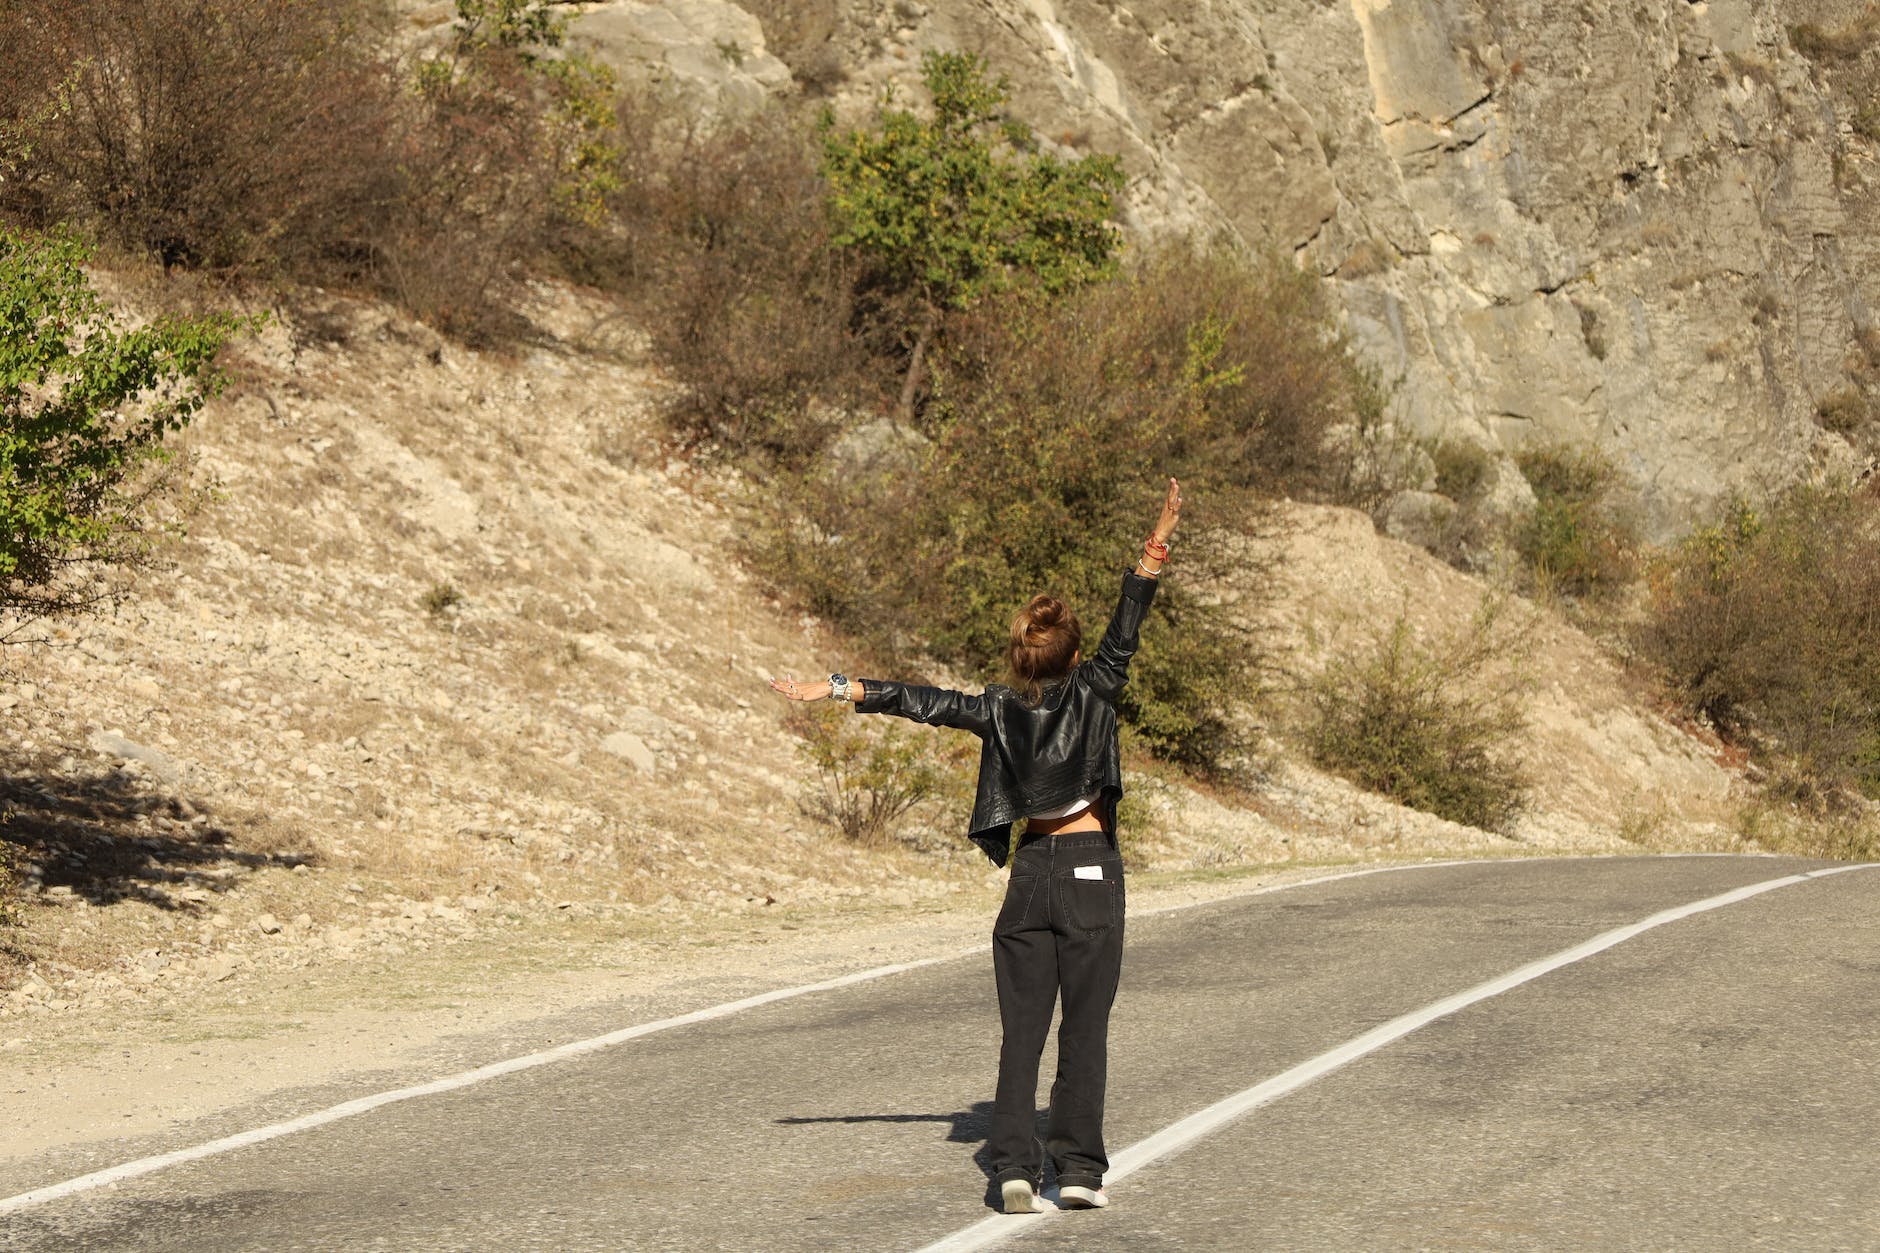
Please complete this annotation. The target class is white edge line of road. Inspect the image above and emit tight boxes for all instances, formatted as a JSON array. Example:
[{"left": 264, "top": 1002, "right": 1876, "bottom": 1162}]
[
  {"left": 912, "top": 861, "right": 1877, "bottom": 1253},
  {"left": 0, "top": 856, "right": 1485, "bottom": 1216},
  {"left": 0, "top": 854, "right": 1826, "bottom": 1217}
]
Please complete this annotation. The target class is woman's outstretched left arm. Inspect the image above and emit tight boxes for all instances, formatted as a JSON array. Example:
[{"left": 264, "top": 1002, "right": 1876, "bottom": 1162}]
[
  {"left": 768, "top": 675, "right": 864, "bottom": 705},
  {"left": 768, "top": 674, "right": 992, "bottom": 734}
]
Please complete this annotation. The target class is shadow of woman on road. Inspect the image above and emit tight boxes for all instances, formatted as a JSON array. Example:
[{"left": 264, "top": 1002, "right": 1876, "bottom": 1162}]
[{"left": 779, "top": 1100, "right": 1061, "bottom": 1208}]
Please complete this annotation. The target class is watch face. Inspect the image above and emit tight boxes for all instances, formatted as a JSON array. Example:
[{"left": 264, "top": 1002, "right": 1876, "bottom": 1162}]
[{"left": 831, "top": 673, "right": 848, "bottom": 684}]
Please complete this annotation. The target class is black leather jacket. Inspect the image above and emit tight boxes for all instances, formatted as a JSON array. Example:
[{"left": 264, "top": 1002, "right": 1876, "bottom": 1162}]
[{"left": 856, "top": 570, "right": 1158, "bottom": 867}]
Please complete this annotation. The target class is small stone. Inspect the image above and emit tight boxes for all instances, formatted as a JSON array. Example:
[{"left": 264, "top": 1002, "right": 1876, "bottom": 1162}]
[
  {"left": 255, "top": 913, "right": 282, "bottom": 935},
  {"left": 600, "top": 731, "right": 656, "bottom": 773},
  {"left": 86, "top": 730, "right": 183, "bottom": 784}
]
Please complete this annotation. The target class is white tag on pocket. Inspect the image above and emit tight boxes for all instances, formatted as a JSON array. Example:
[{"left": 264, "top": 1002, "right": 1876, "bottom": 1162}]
[{"left": 1073, "top": 865, "right": 1103, "bottom": 880}]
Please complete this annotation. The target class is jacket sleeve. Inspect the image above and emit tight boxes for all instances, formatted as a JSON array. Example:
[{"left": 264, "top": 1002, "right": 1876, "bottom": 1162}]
[
  {"left": 1077, "top": 570, "right": 1160, "bottom": 703},
  {"left": 857, "top": 680, "right": 994, "bottom": 736}
]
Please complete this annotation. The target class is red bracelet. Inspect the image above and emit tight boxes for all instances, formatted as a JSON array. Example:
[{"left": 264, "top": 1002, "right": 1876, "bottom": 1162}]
[{"left": 1143, "top": 536, "right": 1170, "bottom": 560}]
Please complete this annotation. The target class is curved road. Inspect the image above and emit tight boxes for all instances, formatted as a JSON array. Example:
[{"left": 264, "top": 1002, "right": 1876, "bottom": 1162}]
[{"left": 4, "top": 856, "right": 1876, "bottom": 1251}]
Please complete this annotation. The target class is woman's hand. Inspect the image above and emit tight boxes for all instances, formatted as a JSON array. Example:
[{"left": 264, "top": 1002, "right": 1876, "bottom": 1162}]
[
  {"left": 1151, "top": 477, "right": 1183, "bottom": 546},
  {"left": 768, "top": 675, "right": 833, "bottom": 702}
]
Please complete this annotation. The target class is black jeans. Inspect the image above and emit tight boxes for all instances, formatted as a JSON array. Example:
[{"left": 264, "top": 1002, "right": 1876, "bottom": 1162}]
[{"left": 988, "top": 830, "right": 1126, "bottom": 1192}]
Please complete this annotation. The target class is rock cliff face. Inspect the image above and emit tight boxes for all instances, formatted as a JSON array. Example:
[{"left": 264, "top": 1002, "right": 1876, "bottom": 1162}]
[{"left": 564, "top": 0, "right": 1880, "bottom": 537}]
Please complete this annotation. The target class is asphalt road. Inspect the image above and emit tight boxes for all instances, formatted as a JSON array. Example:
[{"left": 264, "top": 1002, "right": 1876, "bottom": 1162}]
[{"left": 5, "top": 856, "right": 1875, "bottom": 1251}]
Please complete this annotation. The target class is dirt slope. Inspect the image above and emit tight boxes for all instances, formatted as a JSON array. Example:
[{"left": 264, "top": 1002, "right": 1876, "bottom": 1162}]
[{"left": 0, "top": 281, "right": 1742, "bottom": 1025}]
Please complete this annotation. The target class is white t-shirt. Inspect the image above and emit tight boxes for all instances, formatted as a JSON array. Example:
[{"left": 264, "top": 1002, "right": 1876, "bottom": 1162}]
[{"left": 1029, "top": 789, "right": 1101, "bottom": 820}]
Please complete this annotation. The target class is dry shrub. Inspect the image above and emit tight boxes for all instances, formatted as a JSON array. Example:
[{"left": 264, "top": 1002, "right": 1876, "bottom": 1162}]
[
  {"left": 1307, "top": 597, "right": 1532, "bottom": 832},
  {"left": 1815, "top": 384, "right": 1871, "bottom": 436},
  {"left": 0, "top": 0, "right": 400, "bottom": 279},
  {"left": 379, "top": 47, "right": 561, "bottom": 345},
  {"left": 1787, "top": 15, "right": 1879, "bottom": 64},
  {"left": 1637, "top": 484, "right": 1880, "bottom": 802},
  {"left": 614, "top": 103, "right": 876, "bottom": 462},
  {"left": 1733, "top": 796, "right": 1880, "bottom": 861}
]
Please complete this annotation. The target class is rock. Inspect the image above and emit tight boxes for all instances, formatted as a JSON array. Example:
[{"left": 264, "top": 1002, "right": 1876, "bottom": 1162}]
[
  {"left": 1475, "top": 455, "right": 1539, "bottom": 525},
  {"left": 255, "top": 913, "right": 282, "bottom": 935},
  {"left": 200, "top": 954, "right": 240, "bottom": 982},
  {"left": 829, "top": 417, "right": 930, "bottom": 477},
  {"left": 86, "top": 730, "right": 184, "bottom": 784},
  {"left": 600, "top": 731, "right": 657, "bottom": 774},
  {"left": 1381, "top": 490, "right": 1458, "bottom": 551},
  {"left": 573, "top": 0, "right": 793, "bottom": 116}
]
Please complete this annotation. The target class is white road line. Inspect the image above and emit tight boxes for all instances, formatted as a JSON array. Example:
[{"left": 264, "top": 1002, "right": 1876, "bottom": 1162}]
[
  {"left": 913, "top": 862, "right": 1876, "bottom": 1253},
  {"left": 0, "top": 856, "right": 1480, "bottom": 1217},
  {"left": 0, "top": 855, "right": 1807, "bottom": 1218}
]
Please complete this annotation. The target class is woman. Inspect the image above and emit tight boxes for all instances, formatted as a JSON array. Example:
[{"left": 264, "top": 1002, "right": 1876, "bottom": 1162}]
[{"left": 770, "top": 477, "right": 1183, "bottom": 1215}]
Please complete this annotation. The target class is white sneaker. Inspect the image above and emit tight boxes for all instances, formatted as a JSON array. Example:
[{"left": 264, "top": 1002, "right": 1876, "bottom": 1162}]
[
  {"left": 1001, "top": 1179, "right": 1049, "bottom": 1214},
  {"left": 1058, "top": 1185, "right": 1109, "bottom": 1209}
]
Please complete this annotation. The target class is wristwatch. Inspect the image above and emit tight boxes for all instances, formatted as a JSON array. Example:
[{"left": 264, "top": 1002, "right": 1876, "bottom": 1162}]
[{"left": 828, "top": 673, "right": 852, "bottom": 701}]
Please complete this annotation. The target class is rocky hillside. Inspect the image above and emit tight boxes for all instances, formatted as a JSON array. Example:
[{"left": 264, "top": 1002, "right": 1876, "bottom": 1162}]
[
  {"left": 1, "top": 272, "right": 1742, "bottom": 1013},
  {"left": 528, "top": 0, "right": 1880, "bottom": 539}
]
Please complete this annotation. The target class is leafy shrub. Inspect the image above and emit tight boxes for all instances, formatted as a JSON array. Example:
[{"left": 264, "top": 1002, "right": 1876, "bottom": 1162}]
[
  {"left": 820, "top": 50, "right": 1124, "bottom": 416},
  {"left": 0, "top": 0, "right": 400, "bottom": 278},
  {"left": 1514, "top": 444, "right": 1639, "bottom": 600},
  {"left": 0, "top": 815, "right": 20, "bottom": 928},
  {"left": 788, "top": 704, "right": 944, "bottom": 846},
  {"left": 1, "top": 229, "right": 246, "bottom": 624},
  {"left": 1637, "top": 483, "right": 1880, "bottom": 799},
  {"left": 1306, "top": 599, "right": 1531, "bottom": 832}
]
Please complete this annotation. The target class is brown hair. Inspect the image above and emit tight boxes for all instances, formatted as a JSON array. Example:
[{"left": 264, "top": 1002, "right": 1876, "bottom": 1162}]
[{"left": 1006, "top": 594, "right": 1082, "bottom": 704}]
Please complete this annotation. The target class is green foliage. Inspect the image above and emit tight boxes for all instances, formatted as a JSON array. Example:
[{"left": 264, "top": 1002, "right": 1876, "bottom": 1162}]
[
  {"left": 422, "top": 581, "right": 464, "bottom": 616},
  {"left": 1514, "top": 444, "right": 1638, "bottom": 600},
  {"left": 1307, "top": 598, "right": 1531, "bottom": 832},
  {"left": 453, "top": 0, "right": 564, "bottom": 53},
  {"left": 433, "top": 0, "right": 624, "bottom": 229},
  {"left": 0, "top": 230, "right": 246, "bottom": 622},
  {"left": 788, "top": 704, "right": 944, "bottom": 846},
  {"left": 1638, "top": 483, "right": 1880, "bottom": 801},
  {"left": 820, "top": 51, "right": 1124, "bottom": 311},
  {"left": 820, "top": 51, "right": 1122, "bottom": 415},
  {"left": 0, "top": 812, "right": 19, "bottom": 928}
]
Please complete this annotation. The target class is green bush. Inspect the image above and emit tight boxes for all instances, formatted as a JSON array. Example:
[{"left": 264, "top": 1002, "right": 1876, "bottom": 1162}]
[
  {"left": 1514, "top": 444, "right": 1639, "bottom": 600},
  {"left": 820, "top": 50, "right": 1124, "bottom": 416},
  {"left": 1, "top": 229, "right": 246, "bottom": 623},
  {"left": 0, "top": 813, "right": 20, "bottom": 928},
  {"left": 788, "top": 704, "right": 944, "bottom": 846},
  {"left": 1306, "top": 599, "right": 1531, "bottom": 832},
  {"left": 1637, "top": 483, "right": 1880, "bottom": 800}
]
